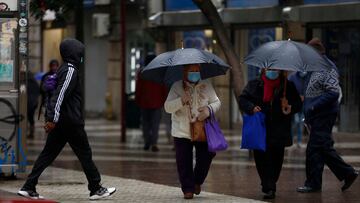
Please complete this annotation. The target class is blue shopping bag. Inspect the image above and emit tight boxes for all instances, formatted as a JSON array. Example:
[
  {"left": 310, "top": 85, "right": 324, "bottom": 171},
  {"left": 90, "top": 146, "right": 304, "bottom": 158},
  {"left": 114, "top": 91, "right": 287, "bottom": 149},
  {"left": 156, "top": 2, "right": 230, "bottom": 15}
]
[{"left": 241, "top": 112, "right": 266, "bottom": 152}]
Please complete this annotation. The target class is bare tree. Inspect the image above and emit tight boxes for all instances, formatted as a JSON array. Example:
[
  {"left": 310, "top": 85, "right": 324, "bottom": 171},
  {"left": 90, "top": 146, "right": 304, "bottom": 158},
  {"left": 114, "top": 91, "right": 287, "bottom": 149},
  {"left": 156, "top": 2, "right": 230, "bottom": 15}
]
[{"left": 192, "top": 0, "right": 244, "bottom": 97}]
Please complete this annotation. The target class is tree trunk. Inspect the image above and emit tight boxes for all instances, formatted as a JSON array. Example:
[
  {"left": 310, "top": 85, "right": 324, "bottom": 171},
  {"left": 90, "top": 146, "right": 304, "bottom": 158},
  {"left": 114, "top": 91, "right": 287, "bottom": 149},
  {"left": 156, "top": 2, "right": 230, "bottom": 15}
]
[{"left": 192, "top": 0, "right": 244, "bottom": 98}]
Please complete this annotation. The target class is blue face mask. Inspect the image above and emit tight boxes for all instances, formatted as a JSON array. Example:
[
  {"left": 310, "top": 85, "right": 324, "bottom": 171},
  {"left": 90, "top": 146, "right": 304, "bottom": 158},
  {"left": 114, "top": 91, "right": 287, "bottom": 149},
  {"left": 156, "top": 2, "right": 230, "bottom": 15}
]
[
  {"left": 187, "top": 72, "right": 201, "bottom": 83},
  {"left": 265, "top": 70, "right": 280, "bottom": 80}
]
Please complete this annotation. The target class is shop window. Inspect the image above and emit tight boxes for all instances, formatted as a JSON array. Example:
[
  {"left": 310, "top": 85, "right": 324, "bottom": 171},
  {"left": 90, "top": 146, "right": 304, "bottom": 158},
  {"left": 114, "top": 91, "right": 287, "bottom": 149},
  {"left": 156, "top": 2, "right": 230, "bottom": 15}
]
[
  {"left": 227, "top": 0, "right": 278, "bottom": 8},
  {"left": 183, "top": 30, "right": 213, "bottom": 51},
  {"left": 322, "top": 27, "right": 360, "bottom": 131},
  {"left": 164, "top": 0, "right": 198, "bottom": 11},
  {"left": 247, "top": 28, "right": 275, "bottom": 80}
]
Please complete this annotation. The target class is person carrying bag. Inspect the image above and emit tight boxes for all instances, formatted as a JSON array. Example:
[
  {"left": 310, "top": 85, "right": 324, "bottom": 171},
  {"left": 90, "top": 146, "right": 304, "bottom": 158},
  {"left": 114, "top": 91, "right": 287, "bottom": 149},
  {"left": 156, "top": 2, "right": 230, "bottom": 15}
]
[
  {"left": 238, "top": 69, "right": 302, "bottom": 199},
  {"left": 164, "top": 64, "right": 221, "bottom": 199}
]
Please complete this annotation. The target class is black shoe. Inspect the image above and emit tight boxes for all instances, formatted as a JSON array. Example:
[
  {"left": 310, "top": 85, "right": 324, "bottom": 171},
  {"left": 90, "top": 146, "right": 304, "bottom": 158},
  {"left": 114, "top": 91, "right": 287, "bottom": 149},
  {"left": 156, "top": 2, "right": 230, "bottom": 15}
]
[
  {"left": 342, "top": 171, "right": 358, "bottom": 191},
  {"left": 89, "top": 186, "right": 116, "bottom": 200},
  {"left": 151, "top": 145, "right": 159, "bottom": 152},
  {"left": 143, "top": 145, "right": 150, "bottom": 151},
  {"left": 194, "top": 184, "right": 201, "bottom": 195},
  {"left": 263, "top": 190, "right": 275, "bottom": 199},
  {"left": 297, "top": 186, "right": 321, "bottom": 193},
  {"left": 17, "top": 188, "right": 44, "bottom": 200},
  {"left": 183, "top": 192, "right": 194, "bottom": 199}
]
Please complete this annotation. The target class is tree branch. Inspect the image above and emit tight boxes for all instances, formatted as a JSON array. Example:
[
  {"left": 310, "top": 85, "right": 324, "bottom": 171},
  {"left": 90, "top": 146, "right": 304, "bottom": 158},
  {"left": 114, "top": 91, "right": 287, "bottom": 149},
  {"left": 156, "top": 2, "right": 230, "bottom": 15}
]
[{"left": 192, "top": 0, "right": 244, "bottom": 98}]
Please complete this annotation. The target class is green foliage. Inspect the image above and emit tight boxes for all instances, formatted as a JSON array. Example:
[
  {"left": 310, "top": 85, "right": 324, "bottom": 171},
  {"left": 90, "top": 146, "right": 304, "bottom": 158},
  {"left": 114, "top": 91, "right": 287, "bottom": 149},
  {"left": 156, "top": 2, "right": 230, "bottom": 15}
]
[{"left": 29, "top": 0, "right": 80, "bottom": 20}]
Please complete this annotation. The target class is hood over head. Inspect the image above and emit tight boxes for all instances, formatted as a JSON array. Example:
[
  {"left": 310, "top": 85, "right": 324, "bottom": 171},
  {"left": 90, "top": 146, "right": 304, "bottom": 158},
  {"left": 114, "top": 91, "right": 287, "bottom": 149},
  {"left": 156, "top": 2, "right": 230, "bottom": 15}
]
[{"left": 60, "top": 38, "right": 85, "bottom": 66}]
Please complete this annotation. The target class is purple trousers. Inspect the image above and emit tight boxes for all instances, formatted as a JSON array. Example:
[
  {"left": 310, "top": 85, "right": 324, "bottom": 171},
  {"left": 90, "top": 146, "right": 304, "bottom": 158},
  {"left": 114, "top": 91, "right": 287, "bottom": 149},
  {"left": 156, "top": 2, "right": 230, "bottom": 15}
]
[{"left": 174, "top": 137, "right": 216, "bottom": 193}]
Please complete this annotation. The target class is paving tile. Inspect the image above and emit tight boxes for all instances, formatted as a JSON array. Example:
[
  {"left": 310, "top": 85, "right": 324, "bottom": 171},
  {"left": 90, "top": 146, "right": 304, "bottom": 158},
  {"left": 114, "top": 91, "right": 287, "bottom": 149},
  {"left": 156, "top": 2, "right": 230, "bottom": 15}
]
[{"left": 0, "top": 167, "right": 265, "bottom": 203}]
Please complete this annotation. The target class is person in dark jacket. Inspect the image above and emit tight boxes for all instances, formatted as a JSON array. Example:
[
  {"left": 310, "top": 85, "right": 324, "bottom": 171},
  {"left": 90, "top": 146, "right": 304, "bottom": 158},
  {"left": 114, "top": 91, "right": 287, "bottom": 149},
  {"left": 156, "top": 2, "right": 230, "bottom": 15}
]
[
  {"left": 38, "top": 59, "right": 59, "bottom": 120},
  {"left": 297, "top": 38, "right": 358, "bottom": 193},
  {"left": 18, "top": 38, "right": 116, "bottom": 200},
  {"left": 135, "top": 54, "right": 168, "bottom": 152},
  {"left": 239, "top": 69, "right": 302, "bottom": 199}
]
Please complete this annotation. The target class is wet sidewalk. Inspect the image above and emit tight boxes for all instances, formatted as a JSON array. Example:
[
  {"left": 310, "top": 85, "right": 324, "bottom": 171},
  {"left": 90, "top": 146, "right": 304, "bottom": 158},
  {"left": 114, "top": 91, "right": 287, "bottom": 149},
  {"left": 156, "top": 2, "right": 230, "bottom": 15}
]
[
  {"left": 1, "top": 118, "right": 359, "bottom": 203},
  {"left": 0, "top": 167, "right": 264, "bottom": 203}
]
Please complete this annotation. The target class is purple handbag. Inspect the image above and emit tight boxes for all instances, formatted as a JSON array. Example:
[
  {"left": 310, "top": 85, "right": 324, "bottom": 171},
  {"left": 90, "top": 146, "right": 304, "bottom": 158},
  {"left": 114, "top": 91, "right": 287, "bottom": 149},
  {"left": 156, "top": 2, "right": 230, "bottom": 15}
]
[{"left": 205, "top": 106, "right": 228, "bottom": 152}]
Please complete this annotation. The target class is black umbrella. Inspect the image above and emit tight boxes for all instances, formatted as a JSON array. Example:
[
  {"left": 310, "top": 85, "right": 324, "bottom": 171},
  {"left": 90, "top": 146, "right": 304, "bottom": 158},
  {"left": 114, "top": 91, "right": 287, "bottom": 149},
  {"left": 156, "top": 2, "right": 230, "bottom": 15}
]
[
  {"left": 141, "top": 48, "right": 230, "bottom": 85},
  {"left": 243, "top": 40, "right": 330, "bottom": 115},
  {"left": 244, "top": 40, "right": 330, "bottom": 72}
]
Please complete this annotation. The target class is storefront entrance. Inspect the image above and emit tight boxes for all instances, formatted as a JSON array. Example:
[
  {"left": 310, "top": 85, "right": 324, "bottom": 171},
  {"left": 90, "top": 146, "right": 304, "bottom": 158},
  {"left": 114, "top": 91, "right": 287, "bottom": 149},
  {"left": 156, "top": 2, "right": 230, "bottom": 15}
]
[{"left": 309, "top": 25, "right": 360, "bottom": 132}]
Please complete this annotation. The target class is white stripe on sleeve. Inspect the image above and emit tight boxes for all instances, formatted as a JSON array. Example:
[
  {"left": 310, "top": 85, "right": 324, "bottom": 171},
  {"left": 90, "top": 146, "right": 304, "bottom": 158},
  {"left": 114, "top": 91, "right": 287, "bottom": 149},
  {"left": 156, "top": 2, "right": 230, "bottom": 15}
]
[{"left": 53, "top": 67, "right": 74, "bottom": 123}]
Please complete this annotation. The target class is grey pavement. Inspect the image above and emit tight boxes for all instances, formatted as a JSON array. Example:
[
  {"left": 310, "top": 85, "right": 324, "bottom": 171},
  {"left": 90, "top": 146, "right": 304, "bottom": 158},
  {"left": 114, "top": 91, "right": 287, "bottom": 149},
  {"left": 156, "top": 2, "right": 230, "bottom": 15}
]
[
  {"left": 0, "top": 167, "right": 265, "bottom": 203},
  {"left": 1, "top": 118, "right": 359, "bottom": 203}
]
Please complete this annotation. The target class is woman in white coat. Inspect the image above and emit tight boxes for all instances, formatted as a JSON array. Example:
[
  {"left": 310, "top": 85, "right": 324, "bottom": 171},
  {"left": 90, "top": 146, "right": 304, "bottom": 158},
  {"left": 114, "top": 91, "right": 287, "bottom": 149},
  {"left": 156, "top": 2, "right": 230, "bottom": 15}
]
[{"left": 164, "top": 64, "right": 221, "bottom": 199}]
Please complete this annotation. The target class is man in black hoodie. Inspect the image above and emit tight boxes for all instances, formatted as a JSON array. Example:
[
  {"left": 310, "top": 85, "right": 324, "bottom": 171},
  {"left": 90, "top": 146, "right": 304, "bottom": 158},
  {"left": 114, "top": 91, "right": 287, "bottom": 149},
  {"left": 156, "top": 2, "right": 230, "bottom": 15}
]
[{"left": 18, "top": 39, "right": 116, "bottom": 200}]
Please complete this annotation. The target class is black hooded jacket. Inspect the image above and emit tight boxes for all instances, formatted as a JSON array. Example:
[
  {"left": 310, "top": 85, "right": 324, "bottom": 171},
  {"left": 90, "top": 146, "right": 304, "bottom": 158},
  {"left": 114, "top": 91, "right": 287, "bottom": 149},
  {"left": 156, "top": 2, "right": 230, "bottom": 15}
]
[{"left": 46, "top": 39, "right": 85, "bottom": 125}]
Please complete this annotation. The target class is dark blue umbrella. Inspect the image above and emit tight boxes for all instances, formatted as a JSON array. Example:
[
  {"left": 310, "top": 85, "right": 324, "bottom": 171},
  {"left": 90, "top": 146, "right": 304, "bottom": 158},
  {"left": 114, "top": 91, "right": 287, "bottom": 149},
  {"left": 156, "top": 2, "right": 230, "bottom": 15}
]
[
  {"left": 141, "top": 48, "right": 230, "bottom": 85},
  {"left": 244, "top": 40, "right": 330, "bottom": 72}
]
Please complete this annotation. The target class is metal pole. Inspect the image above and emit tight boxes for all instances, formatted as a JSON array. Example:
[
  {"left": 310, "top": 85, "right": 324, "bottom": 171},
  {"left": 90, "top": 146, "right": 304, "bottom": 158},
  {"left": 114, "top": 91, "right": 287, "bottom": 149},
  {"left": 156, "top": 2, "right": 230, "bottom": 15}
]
[
  {"left": 18, "top": 0, "right": 30, "bottom": 173},
  {"left": 75, "top": 0, "right": 85, "bottom": 114},
  {"left": 120, "top": 0, "right": 126, "bottom": 142}
]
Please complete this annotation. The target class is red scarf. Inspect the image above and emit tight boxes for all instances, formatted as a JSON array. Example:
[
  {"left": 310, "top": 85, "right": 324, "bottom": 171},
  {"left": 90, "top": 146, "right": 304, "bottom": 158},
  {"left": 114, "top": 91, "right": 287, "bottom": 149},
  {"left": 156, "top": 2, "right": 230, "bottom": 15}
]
[{"left": 262, "top": 74, "right": 281, "bottom": 103}]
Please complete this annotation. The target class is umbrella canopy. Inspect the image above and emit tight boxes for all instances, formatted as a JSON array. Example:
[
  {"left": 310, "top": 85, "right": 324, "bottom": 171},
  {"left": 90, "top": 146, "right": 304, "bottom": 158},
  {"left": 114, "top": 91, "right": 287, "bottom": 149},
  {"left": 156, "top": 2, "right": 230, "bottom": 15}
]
[
  {"left": 141, "top": 48, "right": 230, "bottom": 85},
  {"left": 244, "top": 40, "right": 330, "bottom": 72}
]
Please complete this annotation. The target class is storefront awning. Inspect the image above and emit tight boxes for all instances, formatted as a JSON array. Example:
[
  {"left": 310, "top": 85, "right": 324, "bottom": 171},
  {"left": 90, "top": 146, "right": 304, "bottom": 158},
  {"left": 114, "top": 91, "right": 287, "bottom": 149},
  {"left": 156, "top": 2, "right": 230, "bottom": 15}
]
[
  {"left": 284, "top": 2, "right": 360, "bottom": 23},
  {"left": 148, "top": 6, "right": 282, "bottom": 27},
  {"left": 149, "top": 2, "right": 360, "bottom": 27}
]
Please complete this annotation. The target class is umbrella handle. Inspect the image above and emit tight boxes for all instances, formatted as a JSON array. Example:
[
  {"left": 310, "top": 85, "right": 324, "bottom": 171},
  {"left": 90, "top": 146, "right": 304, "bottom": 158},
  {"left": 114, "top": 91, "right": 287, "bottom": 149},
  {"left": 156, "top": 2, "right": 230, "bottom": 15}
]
[
  {"left": 281, "top": 96, "right": 292, "bottom": 115},
  {"left": 282, "top": 105, "right": 292, "bottom": 115}
]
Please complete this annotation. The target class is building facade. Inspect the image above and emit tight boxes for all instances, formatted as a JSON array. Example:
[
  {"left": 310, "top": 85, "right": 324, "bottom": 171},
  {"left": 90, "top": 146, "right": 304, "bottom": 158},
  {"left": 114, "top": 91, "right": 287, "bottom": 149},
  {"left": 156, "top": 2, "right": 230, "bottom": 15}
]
[
  {"left": 147, "top": 0, "right": 360, "bottom": 132},
  {"left": 28, "top": 0, "right": 360, "bottom": 132}
]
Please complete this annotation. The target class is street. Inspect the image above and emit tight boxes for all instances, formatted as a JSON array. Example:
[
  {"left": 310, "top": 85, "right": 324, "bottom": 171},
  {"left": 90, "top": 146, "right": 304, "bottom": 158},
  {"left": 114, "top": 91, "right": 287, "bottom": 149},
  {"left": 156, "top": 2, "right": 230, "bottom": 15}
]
[{"left": 0, "top": 119, "right": 359, "bottom": 203}]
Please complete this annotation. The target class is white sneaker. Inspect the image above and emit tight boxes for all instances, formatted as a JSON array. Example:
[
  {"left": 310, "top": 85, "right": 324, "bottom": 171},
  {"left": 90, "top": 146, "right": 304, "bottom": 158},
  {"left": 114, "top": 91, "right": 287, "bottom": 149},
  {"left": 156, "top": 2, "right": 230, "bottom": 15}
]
[
  {"left": 89, "top": 186, "right": 116, "bottom": 200},
  {"left": 18, "top": 189, "right": 44, "bottom": 200}
]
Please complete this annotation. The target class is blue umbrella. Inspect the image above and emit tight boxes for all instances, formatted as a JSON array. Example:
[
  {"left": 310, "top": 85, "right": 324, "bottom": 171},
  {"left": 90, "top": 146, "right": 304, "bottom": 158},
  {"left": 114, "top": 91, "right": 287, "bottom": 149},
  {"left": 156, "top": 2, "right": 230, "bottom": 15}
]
[
  {"left": 141, "top": 48, "right": 230, "bottom": 85},
  {"left": 244, "top": 40, "right": 330, "bottom": 72}
]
